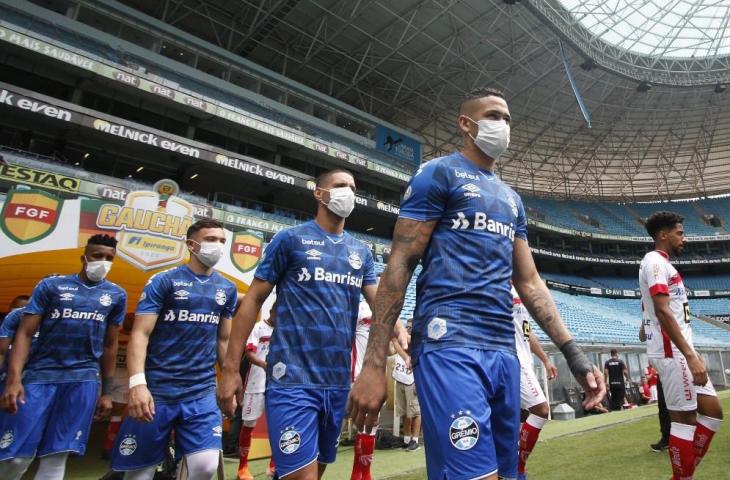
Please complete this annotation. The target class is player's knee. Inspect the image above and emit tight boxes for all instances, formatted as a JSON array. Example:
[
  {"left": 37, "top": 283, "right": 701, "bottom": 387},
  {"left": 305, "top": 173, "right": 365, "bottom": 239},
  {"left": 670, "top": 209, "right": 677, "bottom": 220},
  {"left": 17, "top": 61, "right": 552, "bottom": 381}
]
[
  {"left": 530, "top": 402, "right": 550, "bottom": 419},
  {"left": 184, "top": 449, "right": 219, "bottom": 480},
  {"left": 0, "top": 457, "right": 34, "bottom": 480},
  {"left": 242, "top": 419, "right": 257, "bottom": 428}
]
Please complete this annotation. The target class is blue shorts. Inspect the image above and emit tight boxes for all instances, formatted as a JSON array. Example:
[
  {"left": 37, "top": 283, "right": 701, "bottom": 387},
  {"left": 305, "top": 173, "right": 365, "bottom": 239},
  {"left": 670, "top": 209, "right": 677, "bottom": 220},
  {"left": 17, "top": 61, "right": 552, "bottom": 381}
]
[
  {"left": 0, "top": 381, "right": 98, "bottom": 460},
  {"left": 111, "top": 392, "right": 222, "bottom": 471},
  {"left": 414, "top": 348, "right": 520, "bottom": 480},
  {"left": 265, "top": 387, "right": 349, "bottom": 477}
]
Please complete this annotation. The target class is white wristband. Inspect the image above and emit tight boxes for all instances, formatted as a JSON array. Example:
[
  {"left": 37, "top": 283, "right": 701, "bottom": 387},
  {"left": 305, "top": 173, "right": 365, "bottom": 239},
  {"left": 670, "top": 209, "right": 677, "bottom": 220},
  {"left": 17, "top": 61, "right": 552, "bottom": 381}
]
[{"left": 129, "top": 373, "right": 147, "bottom": 389}]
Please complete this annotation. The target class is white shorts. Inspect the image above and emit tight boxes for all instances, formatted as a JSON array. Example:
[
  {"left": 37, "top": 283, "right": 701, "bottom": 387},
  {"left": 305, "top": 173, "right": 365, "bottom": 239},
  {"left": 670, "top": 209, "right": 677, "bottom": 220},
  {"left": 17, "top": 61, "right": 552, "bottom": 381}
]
[
  {"left": 650, "top": 356, "right": 717, "bottom": 412},
  {"left": 112, "top": 375, "right": 129, "bottom": 405},
  {"left": 520, "top": 363, "right": 547, "bottom": 410},
  {"left": 241, "top": 392, "right": 265, "bottom": 422}
]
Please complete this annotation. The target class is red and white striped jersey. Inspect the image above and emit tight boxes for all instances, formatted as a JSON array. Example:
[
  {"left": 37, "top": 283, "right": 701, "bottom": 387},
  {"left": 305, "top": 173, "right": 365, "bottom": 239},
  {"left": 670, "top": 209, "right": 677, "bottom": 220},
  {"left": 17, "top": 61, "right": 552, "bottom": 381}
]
[
  {"left": 639, "top": 250, "right": 692, "bottom": 358},
  {"left": 351, "top": 299, "right": 372, "bottom": 382}
]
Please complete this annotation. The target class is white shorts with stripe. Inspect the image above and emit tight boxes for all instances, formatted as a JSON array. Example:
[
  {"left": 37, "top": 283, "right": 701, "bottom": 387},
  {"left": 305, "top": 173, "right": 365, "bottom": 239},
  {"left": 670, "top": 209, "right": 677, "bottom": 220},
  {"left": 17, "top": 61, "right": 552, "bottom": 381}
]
[
  {"left": 520, "top": 362, "right": 547, "bottom": 410},
  {"left": 650, "top": 355, "right": 716, "bottom": 412}
]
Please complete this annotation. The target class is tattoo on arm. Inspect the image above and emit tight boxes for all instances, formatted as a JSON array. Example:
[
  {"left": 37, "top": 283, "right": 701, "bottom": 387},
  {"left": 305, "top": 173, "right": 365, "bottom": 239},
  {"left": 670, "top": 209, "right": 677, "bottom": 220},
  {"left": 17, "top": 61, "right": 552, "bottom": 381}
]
[
  {"left": 361, "top": 219, "right": 435, "bottom": 371},
  {"left": 520, "top": 279, "right": 572, "bottom": 348}
]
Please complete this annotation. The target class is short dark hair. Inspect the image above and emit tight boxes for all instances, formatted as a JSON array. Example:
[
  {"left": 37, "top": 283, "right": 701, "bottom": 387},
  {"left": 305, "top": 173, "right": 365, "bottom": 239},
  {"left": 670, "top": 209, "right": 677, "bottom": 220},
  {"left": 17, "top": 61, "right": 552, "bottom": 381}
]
[
  {"left": 645, "top": 211, "right": 684, "bottom": 240},
  {"left": 10, "top": 295, "right": 30, "bottom": 303},
  {"left": 186, "top": 219, "right": 224, "bottom": 239},
  {"left": 459, "top": 87, "right": 505, "bottom": 114},
  {"left": 315, "top": 168, "right": 354, "bottom": 188},
  {"left": 610, "top": 349, "right": 618, "bottom": 356},
  {"left": 87, "top": 234, "right": 117, "bottom": 249}
]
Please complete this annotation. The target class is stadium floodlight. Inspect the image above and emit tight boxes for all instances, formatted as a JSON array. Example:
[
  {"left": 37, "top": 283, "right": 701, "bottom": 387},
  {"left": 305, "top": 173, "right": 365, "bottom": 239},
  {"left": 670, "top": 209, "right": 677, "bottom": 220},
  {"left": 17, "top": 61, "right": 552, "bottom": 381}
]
[
  {"left": 190, "top": 173, "right": 199, "bottom": 179},
  {"left": 715, "top": 84, "right": 727, "bottom": 93},
  {"left": 637, "top": 81, "right": 652, "bottom": 92},
  {"left": 136, "top": 166, "right": 144, "bottom": 172}
]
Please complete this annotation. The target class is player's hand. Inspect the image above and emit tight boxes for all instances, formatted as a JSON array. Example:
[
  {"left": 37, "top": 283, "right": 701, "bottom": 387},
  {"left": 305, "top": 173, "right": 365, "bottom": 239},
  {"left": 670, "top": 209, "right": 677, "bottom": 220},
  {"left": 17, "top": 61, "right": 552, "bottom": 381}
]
[
  {"left": 686, "top": 353, "right": 708, "bottom": 386},
  {"left": 405, "top": 355, "right": 412, "bottom": 371},
  {"left": 95, "top": 394, "right": 113, "bottom": 420},
  {"left": 128, "top": 385, "right": 155, "bottom": 422},
  {"left": 577, "top": 365, "right": 606, "bottom": 410},
  {"left": 545, "top": 361, "right": 558, "bottom": 380},
  {"left": 393, "top": 322, "right": 409, "bottom": 352},
  {"left": 217, "top": 369, "right": 243, "bottom": 418},
  {"left": 0, "top": 381, "right": 25, "bottom": 414},
  {"left": 347, "top": 366, "right": 386, "bottom": 433}
]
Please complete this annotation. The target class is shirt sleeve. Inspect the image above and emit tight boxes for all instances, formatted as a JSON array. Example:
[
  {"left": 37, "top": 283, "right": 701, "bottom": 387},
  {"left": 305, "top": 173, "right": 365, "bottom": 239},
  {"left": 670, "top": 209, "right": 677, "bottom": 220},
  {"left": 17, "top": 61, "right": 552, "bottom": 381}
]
[
  {"left": 136, "top": 272, "right": 170, "bottom": 314},
  {"left": 642, "top": 255, "right": 669, "bottom": 296},
  {"left": 246, "top": 323, "right": 261, "bottom": 352},
  {"left": 514, "top": 193, "right": 528, "bottom": 240},
  {"left": 361, "top": 248, "right": 377, "bottom": 287},
  {"left": 221, "top": 284, "right": 238, "bottom": 320},
  {"left": 398, "top": 160, "right": 448, "bottom": 222},
  {"left": 255, "top": 230, "right": 290, "bottom": 285},
  {"left": 24, "top": 278, "right": 52, "bottom": 316},
  {"left": 108, "top": 290, "right": 127, "bottom": 326},
  {"left": 0, "top": 309, "right": 21, "bottom": 338}
]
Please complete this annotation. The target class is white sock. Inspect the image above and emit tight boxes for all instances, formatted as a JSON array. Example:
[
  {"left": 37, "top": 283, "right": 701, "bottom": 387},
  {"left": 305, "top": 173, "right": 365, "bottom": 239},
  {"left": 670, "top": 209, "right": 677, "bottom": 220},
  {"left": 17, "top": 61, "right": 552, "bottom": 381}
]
[
  {"left": 184, "top": 449, "right": 220, "bottom": 480},
  {"left": 413, "top": 437, "right": 419, "bottom": 444},
  {"left": 403, "top": 435, "right": 411, "bottom": 443},
  {"left": 526, "top": 413, "right": 548, "bottom": 430},
  {"left": 697, "top": 414, "right": 722, "bottom": 432},
  {"left": 123, "top": 465, "right": 157, "bottom": 480},
  {"left": 34, "top": 453, "right": 69, "bottom": 480},
  {"left": 0, "top": 457, "right": 34, "bottom": 480}
]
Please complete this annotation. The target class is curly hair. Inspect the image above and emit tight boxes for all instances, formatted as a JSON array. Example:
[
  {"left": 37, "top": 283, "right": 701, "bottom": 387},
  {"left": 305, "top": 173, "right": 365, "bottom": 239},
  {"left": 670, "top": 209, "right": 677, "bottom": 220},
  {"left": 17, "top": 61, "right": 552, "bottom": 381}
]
[
  {"left": 645, "top": 211, "right": 684, "bottom": 239},
  {"left": 87, "top": 234, "right": 117, "bottom": 248}
]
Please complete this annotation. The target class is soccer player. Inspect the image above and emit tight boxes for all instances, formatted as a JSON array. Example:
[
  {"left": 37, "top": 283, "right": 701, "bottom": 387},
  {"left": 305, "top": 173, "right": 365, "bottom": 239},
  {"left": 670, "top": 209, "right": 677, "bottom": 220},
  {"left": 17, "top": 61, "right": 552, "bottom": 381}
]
[
  {"left": 0, "top": 234, "right": 126, "bottom": 480},
  {"left": 639, "top": 211, "right": 723, "bottom": 479},
  {"left": 102, "top": 313, "right": 134, "bottom": 459},
  {"left": 218, "top": 168, "right": 406, "bottom": 480},
  {"left": 645, "top": 363, "right": 658, "bottom": 403},
  {"left": 111, "top": 219, "right": 237, "bottom": 480},
  {"left": 349, "top": 87, "right": 605, "bottom": 480},
  {"left": 512, "top": 287, "right": 557, "bottom": 480},
  {"left": 603, "top": 349, "right": 629, "bottom": 410},
  {"left": 237, "top": 300, "right": 276, "bottom": 480},
  {"left": 0, "top": 295, "right": 30, "bottom": 367}
]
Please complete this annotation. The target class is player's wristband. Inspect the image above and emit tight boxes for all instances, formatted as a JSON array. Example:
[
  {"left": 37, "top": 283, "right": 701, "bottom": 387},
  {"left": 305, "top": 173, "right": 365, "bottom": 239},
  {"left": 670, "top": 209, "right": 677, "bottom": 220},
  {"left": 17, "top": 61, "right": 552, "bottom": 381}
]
[
  {"left": 560, "top": 339, "right": 592, "bottom": 377},
  {"left": 101, "top": 377, "right": 114, "bottom": 396},
  {"left": 129, "top": 373, "right": 147, "bottom": 389}
]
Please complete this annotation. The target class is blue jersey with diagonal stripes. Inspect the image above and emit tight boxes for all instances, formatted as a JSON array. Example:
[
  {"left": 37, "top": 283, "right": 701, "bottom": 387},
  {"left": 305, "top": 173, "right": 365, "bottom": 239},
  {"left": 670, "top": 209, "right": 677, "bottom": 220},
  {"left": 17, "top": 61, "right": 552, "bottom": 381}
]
[
  {"left": 0, "top": 308, "right": 39, "bottom": 381},
  {"left": 255, "top": 220, "right": 376, "bottom": 389},
  {"left": 22, "top": 274, "right": 127, "bottom": 383},
  {"left": 137, "top": 265, "right": 237, "bottom": 402},
  {"left": 399, "top": 152, "right": 528, "bottom": 357}
]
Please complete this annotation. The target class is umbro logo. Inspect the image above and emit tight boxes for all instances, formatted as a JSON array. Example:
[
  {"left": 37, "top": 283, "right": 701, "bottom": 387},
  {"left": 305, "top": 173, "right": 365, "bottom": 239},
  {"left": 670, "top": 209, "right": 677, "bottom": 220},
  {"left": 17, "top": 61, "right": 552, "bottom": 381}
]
[
  {"left": 305, "top": 249, "right": 322, "bottom": 260},
  {"left": 59, "top": 293, "right": 74, "bottom": 301},
  {"left": 297, "top": 268, "right": 312, "bottom": 282},
  {"left": 174, "top": 290, "right": 189, "bottom": 300},
  {"left": 461, "top": 183, "right": 481, "bottom": 198}
]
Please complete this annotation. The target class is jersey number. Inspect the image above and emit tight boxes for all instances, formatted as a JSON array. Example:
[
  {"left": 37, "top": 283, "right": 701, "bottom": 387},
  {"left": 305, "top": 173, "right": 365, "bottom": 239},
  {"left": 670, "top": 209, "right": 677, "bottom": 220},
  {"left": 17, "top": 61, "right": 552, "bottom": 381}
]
[
  {"left": 522, "top": 320, "right": 531, "bottom": 339},
  {"left": 683, "top": 302, "right": 690, "bottom": 324}
]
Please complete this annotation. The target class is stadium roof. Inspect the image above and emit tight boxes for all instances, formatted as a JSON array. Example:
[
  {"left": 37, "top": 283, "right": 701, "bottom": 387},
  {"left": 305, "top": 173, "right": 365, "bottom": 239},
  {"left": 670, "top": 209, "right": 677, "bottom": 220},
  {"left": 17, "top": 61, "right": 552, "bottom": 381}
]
[{"left": 116, "top": 0, "right": 730, "bottom": 201}]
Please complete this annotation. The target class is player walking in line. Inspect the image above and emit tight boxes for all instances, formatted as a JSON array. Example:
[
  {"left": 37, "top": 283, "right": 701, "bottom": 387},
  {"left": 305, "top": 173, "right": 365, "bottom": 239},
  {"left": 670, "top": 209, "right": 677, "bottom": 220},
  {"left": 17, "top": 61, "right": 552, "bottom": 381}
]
[
  {"left": 0, "top": 235, "right": 126, "bottom": 480},
  {"left": 237, "top": 300, "right": 276, "bottom": 480},
  {"left": 0, "top": 295, "right": 31, "bottom": 374},
  {"left": 349, "top": 87, "right": 605, "bottom": 480},
  {"left": 512, "top": 286, "right": 557, "bottom": 480},
  {"left": 111, "top": 219, "right": 237, "bottom": 480},
  {"left": 218, "top": 168, "right": 406, "bottom": 480},
  {"left": 639, "top": 211, "right": 723, "bottom": 480}
]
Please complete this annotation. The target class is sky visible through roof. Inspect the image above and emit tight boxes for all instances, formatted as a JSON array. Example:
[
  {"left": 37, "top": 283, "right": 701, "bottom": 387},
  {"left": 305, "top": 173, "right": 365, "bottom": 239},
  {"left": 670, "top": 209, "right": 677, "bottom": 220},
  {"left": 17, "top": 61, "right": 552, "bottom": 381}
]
[{"left": 558, "top": 0, "right": 730, "bottom": 59}]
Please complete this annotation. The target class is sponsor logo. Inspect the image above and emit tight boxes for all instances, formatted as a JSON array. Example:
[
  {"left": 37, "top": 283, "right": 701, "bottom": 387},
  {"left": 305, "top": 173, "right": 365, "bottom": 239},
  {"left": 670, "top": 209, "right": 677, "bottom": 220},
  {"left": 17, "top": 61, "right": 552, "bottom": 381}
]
[
  {"left": 450, "top": 212, "right": 516, "bottom": 241},
  {"left": 215, "top": 155, "right": 296, "bottom": 185},
  {"left": 162, "top": 309, "right": 221, "bottom": 324},
  {"left": 92, "top": 120, "right": 201, "bottom": 158},
  {"left": 75, "top": 430, "right": 83, "bottom": 440},
  {"left": 306, "top": 249, "right": 322, "bottom": 260},
  {"left": 0, "top": 89, "right": 73, "bottom": 121},
  {"left": 95, "top": 179, "right": 194, "bottom": 271},
  {"left": 59, "top": 292, "right": 75, "bottom": 301},
  {"left": 0, "top": 430, "right": 13, "bottom": 449},
  {"left": 99, "top": 293, "right": 112, "bottom": 307},
  {"left": 427, "top": 317, "right": 447, "bottom": 340},
  {"left": 449, "top": 414, "right": 479, "bottom": 450},
  {"left": 376, "top": 201, "right": 400, "bottom": 215},
  {"left": 348, "top": 251, "right": 362, "bottom": 270},
  {"left": 272, "top": 362, "right": 286, "bottom": 380},
  {"left": 0, "top": 165, "right": 79, "bottom": 193},
  {"left": 461, "top": 183, "right": 481, "bottom": 198},
  {"left": 174, "top": 289, "right": 190, "bottom": 300},
  {"left": 508, "top": 195, "right": 519, "bottom": 217},
  {"left": 301, "top": 239, "right": 324, "bottom": 246},
  {"left": 119, "top": 435, "right": 137, "bottom": 456},
  {"left": 231, "top": 231, "right": 263, "bottom": 273},
  {"left": 297, "top": 267, "right": 363, "bottom": 287},
  {"left": 50, "top": 308, "right": 106, "bottom": 322},
  {"left": 454, "top": 170, "right": 479, "bottom": 181},
  {"left": 297, "top": 268, "right": 312, "bottom": 282},
  {"left": 173, "top": 281, "right": 193, "bottom": 287},
  {"left": 279, "top": 427, "right": 301, "bottom": 454},
  {"left": 403, "top": 186, "right": 412, "bottom": 201},
  {"left": 97, "top": 185, "right": 129, "bottom": 202},
  {"left": 0, "top": 188, "right": 63, "bottom": 244},
  {"left": 215, "top": 289, "right": 227, "bottom": 306},
  {"left": 212, "top": 425, "right": 223, "bottom": 437},
  {"left": 111, "top": 70, "right": 140, "bottom": 87}
]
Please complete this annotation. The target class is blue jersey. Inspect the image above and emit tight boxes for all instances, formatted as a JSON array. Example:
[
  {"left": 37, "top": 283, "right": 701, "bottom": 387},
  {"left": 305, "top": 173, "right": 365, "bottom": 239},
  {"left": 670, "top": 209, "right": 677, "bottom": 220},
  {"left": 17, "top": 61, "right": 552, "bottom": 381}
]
[
  {"left": 137, "top": 265, "right": 237, "bottom": 402},
  {"left": 0, "top": 308, "right": 39, "bottom": 380},
  {"left": 22, "top": 274, "right": 127, "bottom": 383},
  {"left": 399, "top": 152, "right": 527, "bottom": 356},
  {"left": 255, "top": 220, "right": 376, "bottom": 389}
]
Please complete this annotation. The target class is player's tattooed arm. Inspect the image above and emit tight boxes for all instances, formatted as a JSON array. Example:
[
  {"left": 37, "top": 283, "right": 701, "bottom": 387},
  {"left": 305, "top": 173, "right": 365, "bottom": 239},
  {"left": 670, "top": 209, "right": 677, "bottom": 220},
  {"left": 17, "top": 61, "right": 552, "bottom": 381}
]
[
  {"left": 362, "top": 218, "right": 436, "bottom": 371},
  {"left": 0, "top": 313, "right": 41, "bottom": 413}
]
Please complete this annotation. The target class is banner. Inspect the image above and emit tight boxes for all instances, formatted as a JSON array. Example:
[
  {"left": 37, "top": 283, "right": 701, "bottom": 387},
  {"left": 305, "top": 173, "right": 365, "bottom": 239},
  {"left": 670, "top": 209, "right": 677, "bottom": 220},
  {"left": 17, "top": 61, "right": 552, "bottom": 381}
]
[
  {"left": 375, "top": 125, "right": 422, "bottom": 165},
  {"left": 532, "top": 246, "right": 730, "bottom": 266},
  {"left": 0, "top": 23, "right": 416, "bottom": 182}
]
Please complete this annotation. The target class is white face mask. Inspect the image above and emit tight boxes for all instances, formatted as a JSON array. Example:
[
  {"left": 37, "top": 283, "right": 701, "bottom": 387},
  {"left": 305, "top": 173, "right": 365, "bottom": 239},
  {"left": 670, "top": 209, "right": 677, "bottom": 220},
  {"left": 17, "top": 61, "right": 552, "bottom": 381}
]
[
  {"left": 321, "top": 187, "right": 356, "bottom": 218},
  {"left": 190, "top": 240, "right": 224, "bottom": 267},
  {"left": 467, "top": 117, "right": 510, "bottom": 160},
  {"left": 85, "top": 257, "right": 112, "bottom": 282}
]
